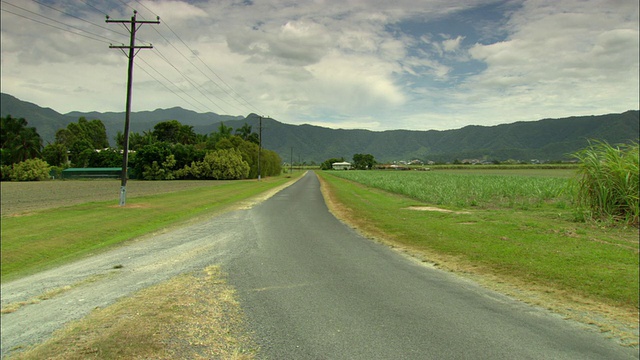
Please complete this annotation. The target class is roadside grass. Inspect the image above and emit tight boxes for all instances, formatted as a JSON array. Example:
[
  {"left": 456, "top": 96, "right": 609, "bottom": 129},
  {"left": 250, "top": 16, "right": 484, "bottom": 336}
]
[
  {"left": 1, "top": 174, "right": 300, "bottom": 283},
  {"left": 316, "top": 171, "right": 639, "bottom": 341},
  {"left": 10, "top": 266, "right": 257, "bottom": 360}
]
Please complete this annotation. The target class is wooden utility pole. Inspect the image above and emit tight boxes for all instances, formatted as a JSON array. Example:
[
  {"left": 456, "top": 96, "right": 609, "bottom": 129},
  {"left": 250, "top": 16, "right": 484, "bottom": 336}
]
[
  {"left": 107, "top": 11, "right": 159, "bottom": 206},
  {"left": 257, "top": 116, "right": 262, "bottom": 181}
]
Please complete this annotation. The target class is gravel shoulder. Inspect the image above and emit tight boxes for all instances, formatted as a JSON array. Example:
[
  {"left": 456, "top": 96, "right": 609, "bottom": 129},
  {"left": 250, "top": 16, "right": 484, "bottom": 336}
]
[{"left": 0, "top": 178, "right": 298, "bottom": 359}]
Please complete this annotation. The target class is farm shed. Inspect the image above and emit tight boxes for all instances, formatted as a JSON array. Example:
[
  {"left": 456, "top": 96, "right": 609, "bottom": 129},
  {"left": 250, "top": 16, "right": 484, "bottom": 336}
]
[
  {"left": 332, "top": 162, "right": 352, "bottom": 170},
  {"left": 61, "top": 168, "right": 124, "bottom": 179}
]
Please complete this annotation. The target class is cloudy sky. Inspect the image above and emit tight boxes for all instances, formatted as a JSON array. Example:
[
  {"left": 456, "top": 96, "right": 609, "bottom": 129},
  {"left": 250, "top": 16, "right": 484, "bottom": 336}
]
[{"left": 1, "top": 0, "right": 638, "bottom": 131}]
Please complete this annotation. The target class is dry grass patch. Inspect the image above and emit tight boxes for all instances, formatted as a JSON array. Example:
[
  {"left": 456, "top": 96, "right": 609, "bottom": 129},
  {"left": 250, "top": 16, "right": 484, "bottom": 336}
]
[
  {"left": 404, "top": 206, "right": 471, "bottom": 214},
  {"left": 10, "top": 266, "right": 257, "bottom": 360}
]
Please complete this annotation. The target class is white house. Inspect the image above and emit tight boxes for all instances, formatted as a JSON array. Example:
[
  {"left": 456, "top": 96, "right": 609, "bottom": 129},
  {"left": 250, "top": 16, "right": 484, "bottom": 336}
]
[{"left": 332, "top": 161, "right": 352, "bottom": 170}]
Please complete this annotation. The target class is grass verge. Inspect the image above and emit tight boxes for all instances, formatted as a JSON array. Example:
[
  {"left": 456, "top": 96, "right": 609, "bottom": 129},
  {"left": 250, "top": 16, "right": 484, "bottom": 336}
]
[
  {"left": 9, "top": 266, "right": 256, "bottom": 359},
  {"left": 316, "top": 171, "right": 639, "bottom": 345},
  {"left": 1, "top": 174, "right": 301, "bottom": 283}
]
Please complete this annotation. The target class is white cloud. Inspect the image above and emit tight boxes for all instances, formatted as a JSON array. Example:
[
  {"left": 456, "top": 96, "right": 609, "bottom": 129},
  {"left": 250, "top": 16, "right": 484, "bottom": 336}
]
[
  {"left": 138, "top": 0, "right": 208, "bottom": 20},
  {"left": 0, "top": 0, "right": 638, "bottom": 131},
  {"left": 442, "top": 35, "right": 464, "bottom": 52},
  {"left": 460, "top": 0, "right": 639, "bottom": 123}
]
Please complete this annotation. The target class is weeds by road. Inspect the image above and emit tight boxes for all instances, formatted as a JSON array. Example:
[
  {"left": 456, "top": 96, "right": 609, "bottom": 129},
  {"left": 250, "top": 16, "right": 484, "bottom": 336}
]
[{"left": 10, "top": 266, "right": 257, "bottom": 360}]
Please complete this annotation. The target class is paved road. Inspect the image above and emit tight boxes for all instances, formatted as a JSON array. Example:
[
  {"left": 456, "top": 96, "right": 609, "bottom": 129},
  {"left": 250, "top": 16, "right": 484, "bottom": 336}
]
[
  {"left": 226, "top": 171, "right": 638, "bottom": 359},
  {"left": 1, "top": 171, "right": 637, "bottom": 359}
]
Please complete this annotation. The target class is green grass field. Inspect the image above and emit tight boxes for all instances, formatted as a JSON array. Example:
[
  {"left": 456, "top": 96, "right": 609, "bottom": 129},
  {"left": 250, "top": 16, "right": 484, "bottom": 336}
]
[
  {"left": 327, "top": 169, "right": 573, "bottom": 209},
  {"left": 317, "top": 170, "right": 639, "bottom": 313},
  {"left": 1, "top": 175, "right": 300, "bottom": 282}
]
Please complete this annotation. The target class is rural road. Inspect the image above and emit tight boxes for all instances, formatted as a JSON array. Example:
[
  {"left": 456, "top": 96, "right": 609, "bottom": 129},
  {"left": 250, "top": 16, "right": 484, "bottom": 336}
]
[{"left": 1, "top": 171, "right": 638, "bottom": 359}]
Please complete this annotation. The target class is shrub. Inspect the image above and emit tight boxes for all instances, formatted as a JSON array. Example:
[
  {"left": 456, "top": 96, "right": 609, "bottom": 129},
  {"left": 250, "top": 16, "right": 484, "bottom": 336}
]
[
  {"left": 571, "top": 141, "right": 639, "bottom": 226},
  {"left": 142, "top": 154, "right": 177, "bottom": 180},
  {"left": 9, "top": 158, "right": 51, "bottom": 181},
  {"left": 177, "top": 149, "right": 249, "bottom": 180},
  {"left": 1, "top": 164, "right": 12, "bottom": 181},
  {"left": 49, "top": 166, "right": 65, "bottom": 180}
]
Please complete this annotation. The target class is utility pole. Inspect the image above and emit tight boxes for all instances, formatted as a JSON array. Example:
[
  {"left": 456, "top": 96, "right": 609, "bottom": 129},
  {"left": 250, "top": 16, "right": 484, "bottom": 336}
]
[
  {"left": 290, "top": 147, "right": 293, "bottom": 174},
  {"left": 257, "top": 116, "right": 262, "bottom": 181},
  {"left": 107, "top": 11, "right": 160, "bottom": 206}
]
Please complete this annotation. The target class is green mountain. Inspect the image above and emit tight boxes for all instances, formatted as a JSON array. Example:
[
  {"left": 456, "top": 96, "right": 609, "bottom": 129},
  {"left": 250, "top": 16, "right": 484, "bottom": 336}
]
[
  {"left": 0, "top": 93, "right": 77, "bottom": 144},
  {"left": 1, "top": 93, "right": 242, "bottom": 145},
  {"left": 2, "top": 92, "right": 638, "bottom": 163},
  {"left": 220, "top": 112, "right": 639, "bottom": 163}
]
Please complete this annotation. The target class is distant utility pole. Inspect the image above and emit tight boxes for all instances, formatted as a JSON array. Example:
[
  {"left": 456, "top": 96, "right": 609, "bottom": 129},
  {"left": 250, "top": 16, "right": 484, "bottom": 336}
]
[
  {"left": 257, "top": 116, "right": 262, "bottom": 181},
  {"left": 107, "top": 11, "right": 160, "bottom": 206}
]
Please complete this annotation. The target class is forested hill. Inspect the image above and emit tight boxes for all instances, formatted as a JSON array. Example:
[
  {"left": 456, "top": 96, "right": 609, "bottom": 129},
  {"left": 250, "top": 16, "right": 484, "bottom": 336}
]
[
  {"left": 1, "top": 93, "right": 638, "bottom": 163},
  {"left": 0, "top": 93, "right": 242, "bottom": 146},
  {"left": 222, "top": 112, "right": 639, "bottom": 163}
]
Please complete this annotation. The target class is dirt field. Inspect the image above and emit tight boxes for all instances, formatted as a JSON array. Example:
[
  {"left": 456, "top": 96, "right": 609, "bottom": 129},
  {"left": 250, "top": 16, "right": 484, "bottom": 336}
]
[{"left": 0, "top": 180, "right": 227, "bottom": 217}]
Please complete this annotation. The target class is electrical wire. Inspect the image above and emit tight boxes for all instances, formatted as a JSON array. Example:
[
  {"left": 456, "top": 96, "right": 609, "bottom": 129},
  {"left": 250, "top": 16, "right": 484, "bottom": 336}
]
[
  {"left": 130, "top": 0, "right": 266, "bottom": 115},
  {"left": 1, "top": 6, "right": 114, "bottom": 44},
  {"left": 136, "top": 60, "right": 209, "bottom": 113},
  {"left": 29, "top": 0, "right": 130, "bottom": 40},
  {"left": 2, "top": 0, "right": 271, "bottom": 118},
  {"left": 146, "top": 48, "right": 230, "bottom": 114},
  {"left": 75, "top": 0, "right": 109, "bottom": 18},
  {"left": 1, "top": 0, "right": 125, "bottom": 44},
  {"left": 147, "top": 33, "right": 247, "bottom": 114},
  {"left": 164, "top": 21, "right": 266, "bottom": 115}
]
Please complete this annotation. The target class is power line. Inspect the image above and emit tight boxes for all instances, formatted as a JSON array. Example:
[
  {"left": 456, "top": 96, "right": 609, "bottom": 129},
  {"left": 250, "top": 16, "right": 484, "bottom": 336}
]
[
  {"left": 148, "top": 48, "right": 231, "bottom": 114},
  {"left": 141, "top": 23, "right": 247, "bottom": 113},
  {"left": 2, "top": 0, "right": 274, "bottom": 119},
  {"left": 164, "top": 21, "right": 266, "bottom": 115},
  {"left": 29, "top": 0, "right": 130, "bottom": 40},
  {"left": 136, "top": 57, "right": 211, "bottom": 113},
  {"left": 129, "top": 0, "right": 266, "bottom": 115},
  {"left": 75, "top": 0, "right": 109, "bottom": 17},
  {"left": 0, "top": 5, "right": 115, "bottom": 44}
]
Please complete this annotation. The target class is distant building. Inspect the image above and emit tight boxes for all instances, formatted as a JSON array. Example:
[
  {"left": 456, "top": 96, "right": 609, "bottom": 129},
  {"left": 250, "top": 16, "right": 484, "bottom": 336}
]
[{"left": 332, "top": 161, "right": 352, "bottom": 170}]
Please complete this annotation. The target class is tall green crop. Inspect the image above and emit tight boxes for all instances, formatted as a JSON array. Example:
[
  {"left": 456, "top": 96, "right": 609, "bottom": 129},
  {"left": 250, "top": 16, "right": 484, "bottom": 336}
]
[
  {"left": 328, "top": 170, "right": 567, "bottom": 209},
  {"left": 572, "top": 141, "right": 639, "bottom": 226}
]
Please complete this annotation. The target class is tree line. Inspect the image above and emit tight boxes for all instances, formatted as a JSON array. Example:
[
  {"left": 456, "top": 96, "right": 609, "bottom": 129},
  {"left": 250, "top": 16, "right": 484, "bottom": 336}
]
[{"left": 1, "top": 115, "right": 281, "bottom": 181}]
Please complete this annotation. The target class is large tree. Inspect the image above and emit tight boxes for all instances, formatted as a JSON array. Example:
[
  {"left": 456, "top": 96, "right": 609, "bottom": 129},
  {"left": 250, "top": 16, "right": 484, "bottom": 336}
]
[
  {"left": 1, "top": 115, "right": 43, "bottom": 166},
  {"left": 152, "top": 120, "right": 196, "bottom": 144},
  {"left": 352, "top": 153, "right": 376, "bottom": 170},
  {"left": 57, "top": 117, "right": 109, "bottom": 150},
  {"left": 54, "top": 117, "right": 110, "bottom": 167},
  {"left": 235, "top": 122, "right": 259, "bottom": 144},
  {"left": 207, "top": 122, "right": 234, "bottom": 148}
]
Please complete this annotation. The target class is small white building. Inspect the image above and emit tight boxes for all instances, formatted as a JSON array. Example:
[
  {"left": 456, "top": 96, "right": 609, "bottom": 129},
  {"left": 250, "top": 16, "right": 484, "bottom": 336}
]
[{"left": 332, "top": 161, "right": 352, "bottom": 170}]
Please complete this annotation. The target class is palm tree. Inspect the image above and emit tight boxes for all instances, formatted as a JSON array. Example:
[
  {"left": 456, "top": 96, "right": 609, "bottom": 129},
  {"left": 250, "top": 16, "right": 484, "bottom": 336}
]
[{"left": 1, "top": 115, "right": 43, "bottom": 165}]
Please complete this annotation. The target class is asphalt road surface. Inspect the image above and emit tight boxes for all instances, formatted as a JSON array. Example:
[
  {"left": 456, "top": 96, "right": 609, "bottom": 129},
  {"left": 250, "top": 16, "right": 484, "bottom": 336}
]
[
  {"left": 226, "top": 172, "right": 637, "bottom": 359},
  {"left": 1, "top": 171, "right": 637, "bottom": 359}
]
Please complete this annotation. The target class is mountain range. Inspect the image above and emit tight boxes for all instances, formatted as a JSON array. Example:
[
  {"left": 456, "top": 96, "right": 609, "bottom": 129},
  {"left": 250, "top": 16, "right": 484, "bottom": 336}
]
[{"left": 2, "top": 93, "right": 638, "bottom": 164}]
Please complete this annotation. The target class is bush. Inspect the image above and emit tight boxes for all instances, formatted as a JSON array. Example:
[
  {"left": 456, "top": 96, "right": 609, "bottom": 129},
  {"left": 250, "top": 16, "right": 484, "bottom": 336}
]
[
  {"left": 9, "top": 158, "right": 51, "bottom": 181},
  {"left": 1, "top": 164, "right": 12, "bottom": 181},
  {"left": 49, "top": 166, "right": 65, "bottom": 180},
  {"left": 177, "top": 149, "right": 249, "bottom": 180},
  {"left": 571, "top": 141, "right": 639, "bottom": 226},
  {"left": 142, "top": 154, "right": 177, "bottom": 180}
]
